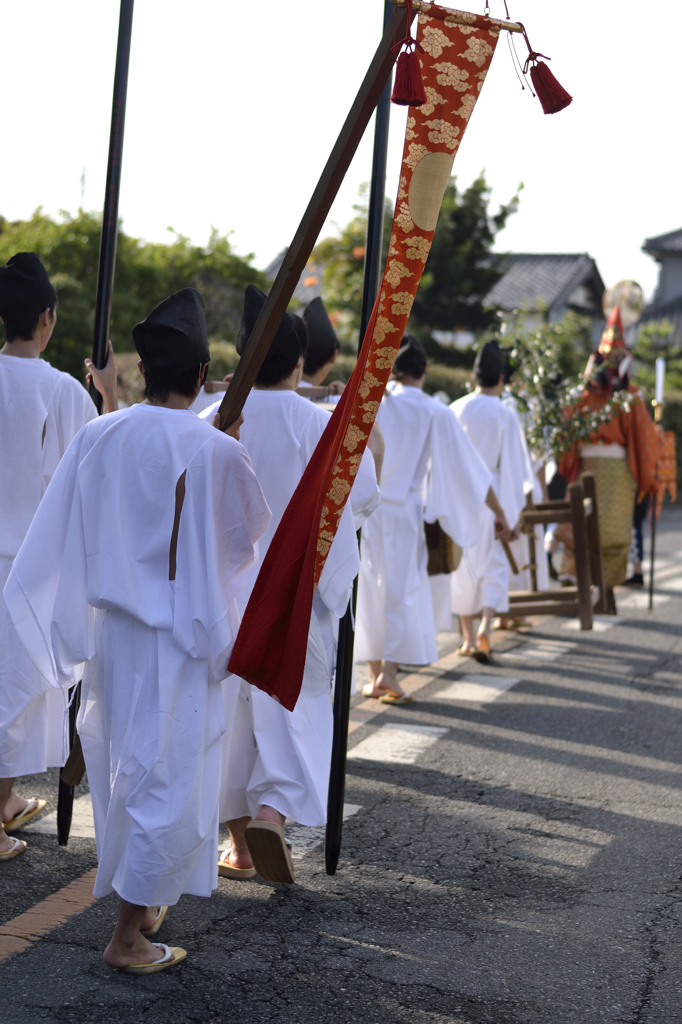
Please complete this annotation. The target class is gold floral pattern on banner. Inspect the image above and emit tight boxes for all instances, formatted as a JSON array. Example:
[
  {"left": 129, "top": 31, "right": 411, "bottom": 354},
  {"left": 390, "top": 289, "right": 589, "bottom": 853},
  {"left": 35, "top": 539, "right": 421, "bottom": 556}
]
[{"left": 312, "top": 3, "right": 500, "bottom": 584}]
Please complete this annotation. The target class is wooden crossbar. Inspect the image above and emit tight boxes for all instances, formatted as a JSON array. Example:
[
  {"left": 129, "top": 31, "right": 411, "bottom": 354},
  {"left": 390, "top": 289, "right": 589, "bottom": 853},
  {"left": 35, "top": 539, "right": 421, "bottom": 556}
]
[{"left": 508, "top": 472, "right": 608, "bottom": 630}]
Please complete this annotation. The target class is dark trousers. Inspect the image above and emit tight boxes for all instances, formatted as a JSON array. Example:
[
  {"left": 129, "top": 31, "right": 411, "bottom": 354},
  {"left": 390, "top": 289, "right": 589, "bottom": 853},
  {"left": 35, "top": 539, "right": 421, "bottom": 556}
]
[{"left": 633, "top": 494, "right": 649, "bottom": 564}]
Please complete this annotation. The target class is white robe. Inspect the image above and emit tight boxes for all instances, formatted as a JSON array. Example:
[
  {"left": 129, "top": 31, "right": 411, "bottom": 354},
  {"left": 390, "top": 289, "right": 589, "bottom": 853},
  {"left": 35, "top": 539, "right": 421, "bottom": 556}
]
[
  {"left": 355, "top": 383, "right": 492, "bottom": 665},
  {"left": 0, "top": 355, "right": 97, "bottom": 777},
  {"left": 503, "top": 394, "right": 549, "bottom": 593},
  {"left": 5, "top": 404, "right": 270, "bottom": 904},
  {"left": 450, "top": 392, "right": 528, "bottom": 615},
  {"left": 191, "top": 384, "right": 224, "bottom": 417},
  {"left": 201, "top": 390, "right": 379, "bottom": 827}
]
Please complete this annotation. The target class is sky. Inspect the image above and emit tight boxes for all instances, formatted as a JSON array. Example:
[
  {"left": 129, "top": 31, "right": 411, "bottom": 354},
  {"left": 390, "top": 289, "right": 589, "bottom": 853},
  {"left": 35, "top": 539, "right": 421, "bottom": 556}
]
[{"left": 1, "top": 0, "right": 680, "bottom": 301}]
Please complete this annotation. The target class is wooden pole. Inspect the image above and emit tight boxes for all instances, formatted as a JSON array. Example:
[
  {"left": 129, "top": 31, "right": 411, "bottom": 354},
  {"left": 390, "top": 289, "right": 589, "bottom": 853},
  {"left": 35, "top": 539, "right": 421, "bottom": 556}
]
[
  {"left": 217, "top": 2, "right": 411, "bottom": 431},
  {"left": 570, "top": 480, "right": 593, "bottom": 630},
  {"left": 90, "top": 0, "right": 135, "bottom": 412},
  {"left": 390, "top": 0, "right": 523, "bottom": 33},
  {"left": 325, "top": 0, "right": 395, "bottom": 878}
]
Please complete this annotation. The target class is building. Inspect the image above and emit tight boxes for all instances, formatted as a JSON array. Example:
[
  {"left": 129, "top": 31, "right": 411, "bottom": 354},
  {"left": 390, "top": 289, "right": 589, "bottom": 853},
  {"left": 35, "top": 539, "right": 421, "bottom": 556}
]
[
  {"left": 640, "top": 228, "right": 682, "bottom": 342},
  {"left": 485, "top": 253, "right": 606, "bottom": 345}
]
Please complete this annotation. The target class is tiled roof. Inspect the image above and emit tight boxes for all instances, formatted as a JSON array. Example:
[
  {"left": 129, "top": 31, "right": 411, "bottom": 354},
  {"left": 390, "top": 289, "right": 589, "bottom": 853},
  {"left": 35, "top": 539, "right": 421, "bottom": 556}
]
[
  {"left": 263, "top": 249, "right": 322, "bottom": 304},
  {"left": 485, "top": 254, "right": 603, "bottom": 313},
  {"left": 642, "top": 228, "right": 682, "bottom": 256}
]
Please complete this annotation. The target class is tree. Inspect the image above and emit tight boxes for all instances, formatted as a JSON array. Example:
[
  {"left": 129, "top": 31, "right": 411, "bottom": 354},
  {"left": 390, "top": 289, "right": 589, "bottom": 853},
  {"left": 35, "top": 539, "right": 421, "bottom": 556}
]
[
  {"left": 312, "top": 174, "right": 520, "bottom": 352},
  {"left": 0, "top": 210, "right": 265, "bottom": 379},
  {"left": 312, "top": 184, "right": 394, "bottom": 348},
  {"left": 409, "top": 172, "right": 521, "bottom": 337},
  {"left": 635, "top": 318, "right": 682, "bottom": 396}
]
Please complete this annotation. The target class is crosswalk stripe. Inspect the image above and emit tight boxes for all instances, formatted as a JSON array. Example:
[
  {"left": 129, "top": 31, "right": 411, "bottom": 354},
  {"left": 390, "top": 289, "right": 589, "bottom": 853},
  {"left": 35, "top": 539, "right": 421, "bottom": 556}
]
[
  {"left": 504, "top": 639, "right": 576, "bottom": 662},
  {"left": 562, "top": 616, "right": 620, "bottom": 632},
  {"left": 24, "top": 793, "right": 95, "bottom": 839},
  {"left": 617, "top": 591, "right": 671, "bottom": 609},
  {"left": 348, "top": 724, "right": 448, "bottom": 764},
  {"left": 434, "top": 674, "right": 520, "bottom": 703},
  {"left": 285, "top": 804, "right": 362, "bottom": 860}
]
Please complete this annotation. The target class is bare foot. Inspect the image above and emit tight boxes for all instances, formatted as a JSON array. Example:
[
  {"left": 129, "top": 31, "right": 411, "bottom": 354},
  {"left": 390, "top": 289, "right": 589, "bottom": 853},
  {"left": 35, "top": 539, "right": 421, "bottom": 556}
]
[
  {"left": 0, "top": 830, "right": 21, "bottom": 854},
  {"left": 375, "top": 669, "right": 407, "bottom": 699},
  {"left": 139, "top": 906, "right": 161, "bottom": 932},
  {"left": 103, "top": 933, "right": 165, "bottom": 968},
  {"left": 3, "top": 792, "right": 28, "bottom": 823},
  {"left": 254, "top": 804, "right": 286, "bottom": 828},
  {"left": 223, "top": 847, "right": 253, "bottom": 870},
  {"left": 226, "top": 815, "right": 254, "bottom": 869}
]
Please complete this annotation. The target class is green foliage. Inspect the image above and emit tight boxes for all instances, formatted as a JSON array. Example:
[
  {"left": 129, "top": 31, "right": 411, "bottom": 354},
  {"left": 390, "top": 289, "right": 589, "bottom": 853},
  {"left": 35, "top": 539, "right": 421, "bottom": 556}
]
[
  {"left": 500, "top": 313, "right": 632, "bottom": 458},
  {"left": 312, "top": 185, "right": 393, "bottom": 348},
  {"left": 635, "top": 318, "right": 682, "bottom": 396},
  {"left": 409, "top": 172, "right": 522, "bottom": 337},
  {"left": 312, "top": 173, "right": 520, "bottom": 349},
  {"left": 0, "top": 210, "right": 265, "bottom": 380}
]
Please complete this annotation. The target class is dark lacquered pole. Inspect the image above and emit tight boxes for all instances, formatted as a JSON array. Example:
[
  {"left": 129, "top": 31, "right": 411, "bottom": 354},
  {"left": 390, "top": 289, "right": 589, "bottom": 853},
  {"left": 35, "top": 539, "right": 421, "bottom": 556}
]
[
  {"left": 90, "top": 0, "right": 135, "bottom": 411},
  {"left": 325, "top": 0, "right": 393, "bottom": 876}
]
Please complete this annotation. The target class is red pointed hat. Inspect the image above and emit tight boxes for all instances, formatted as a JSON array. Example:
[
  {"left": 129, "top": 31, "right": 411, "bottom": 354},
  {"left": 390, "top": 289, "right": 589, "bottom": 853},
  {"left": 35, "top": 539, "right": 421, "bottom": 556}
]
[{"left": 598, "top": 305, "right": 626, "bottom": 355}]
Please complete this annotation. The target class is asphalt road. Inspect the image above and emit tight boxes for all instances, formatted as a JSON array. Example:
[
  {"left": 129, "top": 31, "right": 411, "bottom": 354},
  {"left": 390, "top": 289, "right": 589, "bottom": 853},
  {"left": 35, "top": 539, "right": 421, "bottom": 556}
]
[{"left": 2, "top": 507, "right": 682, "bottom": 1024}]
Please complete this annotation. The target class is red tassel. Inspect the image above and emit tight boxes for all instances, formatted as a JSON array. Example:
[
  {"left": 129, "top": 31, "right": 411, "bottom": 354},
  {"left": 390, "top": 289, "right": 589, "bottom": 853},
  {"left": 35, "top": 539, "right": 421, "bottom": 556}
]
[
  {"left": 529, "top": 61, "right": 572, "bottom": 115},
  {"left": 390, "top": 0, "right": 426, "bottom": 107},
  {"left": 392, "top": 49, "right": 427, "bottom": 107}
]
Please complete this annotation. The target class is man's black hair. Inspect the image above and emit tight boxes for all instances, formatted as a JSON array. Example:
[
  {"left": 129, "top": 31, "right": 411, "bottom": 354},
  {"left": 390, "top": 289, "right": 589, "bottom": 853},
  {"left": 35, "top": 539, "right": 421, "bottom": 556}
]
[
  {"left": 254, "top": 315, "right": 308, "bottom": 387},
  {"left": 0, "top": 252, "right": 58, "bottom": 342},
  {"left": 473, "top": 341, "right": 504, "bottom": 388},
  {"left": 394, "top": 334, "right": 428, "bottom": 379},
  {"left": 143, "top": 363, "right": 207, "bottom": 404},
  {"left": 2, "top": 293, "right": 57, "bottom": 342}
]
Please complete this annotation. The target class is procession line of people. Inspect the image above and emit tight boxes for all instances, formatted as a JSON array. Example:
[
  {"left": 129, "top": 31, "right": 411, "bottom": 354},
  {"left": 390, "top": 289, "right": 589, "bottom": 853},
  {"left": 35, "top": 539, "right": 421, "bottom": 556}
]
[{"left": 1, "top": 250, "right": 660, "bottom": 975}]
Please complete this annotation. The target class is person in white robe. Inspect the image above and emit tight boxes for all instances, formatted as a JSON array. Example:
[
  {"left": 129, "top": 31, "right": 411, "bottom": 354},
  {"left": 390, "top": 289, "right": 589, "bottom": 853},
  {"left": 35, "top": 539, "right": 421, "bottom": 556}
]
[
  {"left": 0, "top": 252, "right": 119, "bottom": 862},
  {"left": 4, "top": 288, "right": 271, "bottom": 972},
  {"left": 200, "top": 285, "right": 379, "bottom": 885},
  {"left": 502, "top": 389, "right": 550, "bottom": 608},
  {"left": 355, "top": 336, "right": 511, "bottom": 701},
  {"left": 298, "top": 297, "right": 386, "bottom": 479},
  {"left": 450, "top": 341, "right": 528, "bottom": 661}
]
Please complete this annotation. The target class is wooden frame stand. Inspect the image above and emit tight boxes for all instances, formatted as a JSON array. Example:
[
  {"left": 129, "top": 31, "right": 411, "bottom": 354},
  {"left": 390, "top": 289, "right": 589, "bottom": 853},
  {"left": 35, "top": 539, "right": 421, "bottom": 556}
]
[{"left": 507, "top": 472, "right": 609, "bottom": 630}]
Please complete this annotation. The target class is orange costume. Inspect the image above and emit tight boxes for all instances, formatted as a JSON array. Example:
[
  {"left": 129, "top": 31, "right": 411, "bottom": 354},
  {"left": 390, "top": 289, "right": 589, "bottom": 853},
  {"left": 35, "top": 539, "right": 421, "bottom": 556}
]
[{"left": 559, "top": 307, "right": 661, "bottom": 587}]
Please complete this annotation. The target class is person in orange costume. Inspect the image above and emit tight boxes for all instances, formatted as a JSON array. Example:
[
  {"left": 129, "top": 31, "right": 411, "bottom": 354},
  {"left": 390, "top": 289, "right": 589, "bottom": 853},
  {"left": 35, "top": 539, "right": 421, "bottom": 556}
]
[{"left": 558, "top": 306, "right": 660, "bottom": 590}]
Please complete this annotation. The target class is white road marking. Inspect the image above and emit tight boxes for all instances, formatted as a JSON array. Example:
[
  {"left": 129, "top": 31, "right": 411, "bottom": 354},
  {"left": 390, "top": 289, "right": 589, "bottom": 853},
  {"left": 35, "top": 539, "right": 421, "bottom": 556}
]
[
  {"left": 617, "top": 592, "right": 671, "bottom": 609},
  {"left": 25, "top": 792, "right": 95, "bottom": 839},
  {"left": 286, "top": 804, "right": 362, "bottom": 860},
  {"left": 562, "top": 616, "right": 621, "bottom": 632},
  {"left": 659, "top": 576, "right": 682, "bottom": 591},
  {"left": 348, "top": 723, "right": 448, "bottom": 764},
  {"left": 434, "top": 674, "right": 520, "bottom": 703},
  {"left": 504, "top": 639, "right": 576, "bottom": 662}
]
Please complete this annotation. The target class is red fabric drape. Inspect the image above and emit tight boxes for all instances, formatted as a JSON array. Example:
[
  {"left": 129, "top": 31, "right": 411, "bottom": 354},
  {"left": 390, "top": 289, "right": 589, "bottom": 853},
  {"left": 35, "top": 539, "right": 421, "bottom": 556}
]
[{"left": 228, "top": 4, "right": 501, "bottom": 710}]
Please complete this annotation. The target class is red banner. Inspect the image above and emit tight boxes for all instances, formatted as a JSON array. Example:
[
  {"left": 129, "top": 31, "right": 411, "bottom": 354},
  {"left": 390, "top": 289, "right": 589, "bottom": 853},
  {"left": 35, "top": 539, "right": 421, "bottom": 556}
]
[{"left": 228, "top": 4, "right": 501, "bottom": 710}]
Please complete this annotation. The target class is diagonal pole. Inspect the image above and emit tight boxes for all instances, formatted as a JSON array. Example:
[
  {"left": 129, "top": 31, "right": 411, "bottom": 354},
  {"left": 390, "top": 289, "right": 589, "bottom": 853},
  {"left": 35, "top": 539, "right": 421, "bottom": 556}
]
[
  {"left": 90, "top": 0, "right": 135, "bottom": 412},
  {"left": 58, "top": 0, "right": 135, "bottom": 844},
  {"left": 326, "top": 0, "right": 394, "bottom": 877},
  {"left": 217, "top": 2, "right": 410, "bottom": 431}
]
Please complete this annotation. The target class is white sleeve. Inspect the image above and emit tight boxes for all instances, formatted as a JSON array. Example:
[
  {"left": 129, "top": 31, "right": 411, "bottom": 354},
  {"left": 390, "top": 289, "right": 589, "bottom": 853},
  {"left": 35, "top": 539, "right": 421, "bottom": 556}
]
[
  {"left": 425, "top": 404, "right": 492, "bottom": 549},
  {"left": 498, "top": 405, "right": 530, "bottom": 528},
  {"left": 54, "top": 375, "right": 98, "bottom": 457},
  {"left": 349, "top": 448, "right": 380, "bottom": 529},
  {"left": 4, "top": 431, "right": 96, "bottom": 690},
  {"left": 172, "top": 434, "right": 272, "bottom": 678}
]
